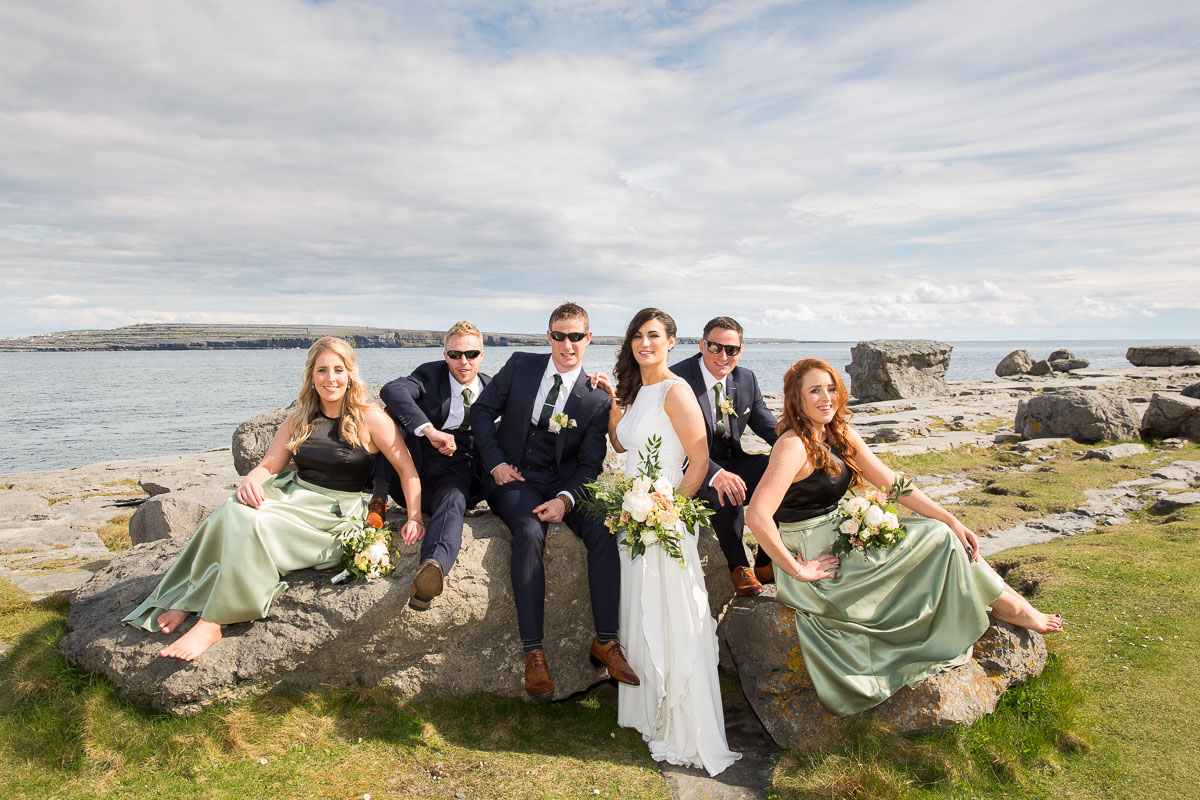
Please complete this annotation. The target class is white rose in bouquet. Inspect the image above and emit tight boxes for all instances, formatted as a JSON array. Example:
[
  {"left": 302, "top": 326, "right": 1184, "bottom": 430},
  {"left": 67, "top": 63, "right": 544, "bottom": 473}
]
[
  {"left": 631, "top": 476, "right": 652, "bottom": 495},
  {"left": 846, "top": 496, "right": 869, "bottom": 515},
  {"left": 839, "top": 518, "right": 861, "bottom": 535},
  {"left": 652, "top": 475, "right": 674, "bottom": 496},
  {"left": 623, "top": 489, "right": 654, "bottom": 522},
  {"left": 863, "top": 505, "right": 885, "bottom": 528},
  {"left": 882, "top": 512, "right": 899, "bottom": 530},
  {"left": 642, "top": 526, "right": 659, "bottom": 544},
  {"left": 366, "top": 540, "right": 388, "bottom": 562}
]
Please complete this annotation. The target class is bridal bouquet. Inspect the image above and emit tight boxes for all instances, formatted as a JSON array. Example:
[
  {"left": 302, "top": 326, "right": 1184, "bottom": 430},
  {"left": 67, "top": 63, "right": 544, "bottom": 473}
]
[
  {"left": 330, "top": 514, "right": 395, "bottom": 583},
  {"left": 580, "top": 436, "right": 713, "bottom": 563},
  {"left": 831, "top": 475, "right": 915, "bottom": 556}
]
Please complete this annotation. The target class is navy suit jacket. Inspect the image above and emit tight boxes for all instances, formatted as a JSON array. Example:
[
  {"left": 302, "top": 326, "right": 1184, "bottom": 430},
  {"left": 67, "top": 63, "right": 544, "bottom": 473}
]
[
  {"left": 470, "top": 351, "right": 611, "bottom": 500},
  {"left": 379, "top": 360, "right": 492, "bottom": 474},
  {"left": 672, "top": 352, "right": 779, "bottom": 484}
]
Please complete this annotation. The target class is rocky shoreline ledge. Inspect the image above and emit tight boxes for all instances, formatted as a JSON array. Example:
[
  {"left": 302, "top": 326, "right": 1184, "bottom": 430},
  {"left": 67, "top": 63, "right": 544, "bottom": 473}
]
[{"left": 3, "top": 363, "right": 1199, "bottom": 745}]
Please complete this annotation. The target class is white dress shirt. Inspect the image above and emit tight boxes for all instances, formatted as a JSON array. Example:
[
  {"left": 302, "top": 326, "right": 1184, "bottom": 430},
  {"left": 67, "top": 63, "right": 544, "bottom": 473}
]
[{"left": 414, "top": 373, "right": 484, "bottom": 436}]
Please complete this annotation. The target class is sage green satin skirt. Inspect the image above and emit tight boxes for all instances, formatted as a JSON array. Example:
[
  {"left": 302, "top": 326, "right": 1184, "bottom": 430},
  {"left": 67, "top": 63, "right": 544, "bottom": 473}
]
[
  {"left": 121, "top": 472, "right": 363, "bottom": 629},
  {"left": 774, "top": 510, "right": 1006, "bottom": 717}
]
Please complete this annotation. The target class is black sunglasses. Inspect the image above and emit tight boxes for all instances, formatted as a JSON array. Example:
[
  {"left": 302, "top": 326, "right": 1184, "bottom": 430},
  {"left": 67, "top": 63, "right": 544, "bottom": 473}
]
[
  {"left": 704, "top": 340, "right": 742, "bottom": 357},
  {"left": 445, "top": 349, "right": 482, "bottom": 360},
  {"left": 548, "top": 330, "right": 589, "bottom": 343}
]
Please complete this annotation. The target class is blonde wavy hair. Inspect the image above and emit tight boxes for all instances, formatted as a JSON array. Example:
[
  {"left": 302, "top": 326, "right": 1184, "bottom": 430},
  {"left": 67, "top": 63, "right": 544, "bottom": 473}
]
[
  {"left": 287, "top": 337, "right": 371, "bottom": 453},
  {"left": 778, "top": 358, "right": 864, "bottom": 489}
]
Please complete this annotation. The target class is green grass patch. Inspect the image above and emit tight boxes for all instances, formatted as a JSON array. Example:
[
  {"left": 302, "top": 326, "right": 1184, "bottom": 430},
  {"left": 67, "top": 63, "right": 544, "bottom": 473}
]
[{"left": 96, "top": 512, "right": 133, "bottom": 553}]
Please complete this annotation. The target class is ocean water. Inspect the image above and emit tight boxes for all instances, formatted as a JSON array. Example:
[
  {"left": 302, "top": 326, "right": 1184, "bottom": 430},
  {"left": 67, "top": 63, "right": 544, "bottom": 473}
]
[{"left": 0, "top": 340, "right": 1173, "bottom": 473}]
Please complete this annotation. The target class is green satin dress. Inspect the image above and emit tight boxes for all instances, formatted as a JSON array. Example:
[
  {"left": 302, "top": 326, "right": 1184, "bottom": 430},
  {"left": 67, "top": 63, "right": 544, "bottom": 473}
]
[
  {"left": 772, "top": 448, "right": 1005, "bottom": 717},
  {"left": 122, "top": 416, "right": 372, "bottom": 630}
]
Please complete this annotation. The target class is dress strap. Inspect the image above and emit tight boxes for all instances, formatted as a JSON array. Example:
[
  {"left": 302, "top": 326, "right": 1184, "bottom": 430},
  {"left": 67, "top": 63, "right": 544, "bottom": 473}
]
[{"left": 658, "top": 376, "right": 688, "bottom": 413}]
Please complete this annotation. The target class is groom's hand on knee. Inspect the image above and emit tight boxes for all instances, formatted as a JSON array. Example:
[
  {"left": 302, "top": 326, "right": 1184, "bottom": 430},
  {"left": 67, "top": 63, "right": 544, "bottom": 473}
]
[
  {"left": 533, "top": 497, "right": 567, "bottom": 523},
  {"left": 492, "top": 464, "right": 524, "bottom": 485},
  {"left": 713, "top": 469, "right": 747, "bottom": 506}
]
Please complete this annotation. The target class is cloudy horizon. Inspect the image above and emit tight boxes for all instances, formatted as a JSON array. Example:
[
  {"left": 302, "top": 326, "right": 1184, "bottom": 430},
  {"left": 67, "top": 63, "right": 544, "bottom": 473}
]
[{"left": 3, "top": 0, "right": 1199, "bottom": 342}]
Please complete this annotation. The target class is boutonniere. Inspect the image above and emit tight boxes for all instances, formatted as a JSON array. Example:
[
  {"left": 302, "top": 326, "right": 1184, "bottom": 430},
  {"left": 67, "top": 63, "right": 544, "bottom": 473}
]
[
  {"left": 717, "top": 395, "right": 738, "bottom": 419},
  {"left": 548, "top": 412, "right": 576, "bottom": 433}
]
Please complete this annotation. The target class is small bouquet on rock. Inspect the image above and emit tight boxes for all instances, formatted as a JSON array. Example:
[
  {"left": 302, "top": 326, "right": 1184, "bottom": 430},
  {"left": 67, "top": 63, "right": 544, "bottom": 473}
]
[
  {"left": 330, "top": 514, "right": 395, "bottom": 584},
  {"left": 831, "top": 474, "right": 915, "bottom": 556},
  {"left": 580, "top": 436, "right": 712, "bottom": 564}
]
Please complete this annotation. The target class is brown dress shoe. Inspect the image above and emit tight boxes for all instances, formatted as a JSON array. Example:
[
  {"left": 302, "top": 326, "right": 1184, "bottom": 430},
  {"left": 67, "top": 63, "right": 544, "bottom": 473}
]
[
  {"left": 365, "top": 497, "right": 387, "bottom": 529},
  {"left": 754, "top": 562, "right": 775, "bottom": 585},
  {"left": 408, "top": 561, "right": 444, "bottom": 611},
  {"left": 589, "top": 639, "right": 640, "bottom": 685},
  {"left": 524, "top": 649, "right": 554, "bottom": 699},
  {"left": 731, "top": 566, "right": 764, "bottom": 596}
]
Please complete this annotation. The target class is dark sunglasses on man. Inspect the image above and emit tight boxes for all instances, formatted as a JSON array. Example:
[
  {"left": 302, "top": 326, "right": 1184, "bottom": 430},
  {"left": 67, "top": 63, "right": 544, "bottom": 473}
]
[
  {"left": 548, "top": 330, "right": 589, "bottom": 343},
  {"left": 703, "top": 340, "right": 742, "bottom": 357},
  {"left": 445, "top": 349, "right": 482, "bottom": 360}
]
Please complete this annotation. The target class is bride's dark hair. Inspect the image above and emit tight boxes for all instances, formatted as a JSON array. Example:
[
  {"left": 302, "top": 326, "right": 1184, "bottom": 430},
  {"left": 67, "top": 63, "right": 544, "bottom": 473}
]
[{"left": 614, "top": 307, "right": 677, "bottom": 408}]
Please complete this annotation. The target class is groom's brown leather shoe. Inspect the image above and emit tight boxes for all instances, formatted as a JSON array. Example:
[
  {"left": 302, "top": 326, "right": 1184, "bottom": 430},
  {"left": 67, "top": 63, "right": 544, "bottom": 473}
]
[
  {"left": 524, "top": 649, "right": 554, "bottom": 700},
  {"left": 590, "top": 639, "right": 640, "bottom": 685},
  {"left": 366, "top": 496, "right": 387, "bottom": 529},
  {"left": 731, "top": 566, "right": 764, "bottom": 596},
  {"left": 408, "top": 561, "right": 444, "bottom": 611}
]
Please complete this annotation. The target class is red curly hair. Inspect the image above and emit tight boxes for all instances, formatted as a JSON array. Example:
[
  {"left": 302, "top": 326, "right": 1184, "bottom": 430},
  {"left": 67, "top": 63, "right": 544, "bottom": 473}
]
[{"left": 778, "top": 358, "right": 864, "bottom": 489}]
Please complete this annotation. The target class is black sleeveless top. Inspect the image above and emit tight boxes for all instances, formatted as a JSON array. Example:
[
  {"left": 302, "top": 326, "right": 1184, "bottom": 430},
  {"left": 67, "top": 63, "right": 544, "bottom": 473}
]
[
  {"left": 294, "top": 415, "right": 374, "bottom": 492},
  {"left": 774, "top": 444, "right": 854, "bottom": 523}
]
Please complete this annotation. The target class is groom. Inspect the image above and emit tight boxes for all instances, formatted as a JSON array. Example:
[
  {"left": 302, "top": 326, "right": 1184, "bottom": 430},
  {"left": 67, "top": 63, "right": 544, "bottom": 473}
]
[
  {"left": 674, "top": 315, "right": 779, "bottom": 596},
  {"left": 471, "top": 302, "right": 638, "bottom": 699}
]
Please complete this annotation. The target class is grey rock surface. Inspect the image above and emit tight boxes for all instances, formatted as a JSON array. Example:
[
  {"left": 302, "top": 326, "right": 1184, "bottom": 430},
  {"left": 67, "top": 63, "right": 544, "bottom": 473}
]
[
  {"left": 1141, "top": 392, "right": 1200, "bottom": 441},
  {"left": 1050, "top": 358, "right": 1090, "bottom": 372},
  {"left": 1127, "top": 345, "right": 1200, "bottom": 367},
  {"left": 1083, "top": 443, "right": 1149, "bottom": 461},
  {"left": 1028, "top": 359, "right": 1053, "bottom": 376},
  {"left": 231, "top": 408, "right": 292, "bottom": 476},
  {"left": 845, "top": 339, "right": 952, "bottom": 403},
  {"left": 1048, "top": 349, "right": 1075, "bottom": 362},
  {"left": 1182, "top": 382, "right": 1200, "bottom": 400},
  {"left": 995, "top": 350, "right": 1033, "bottom": 377},
  {"left": 61, "top": 513, "right": 735, "bottom": 714},
  {"left": 1149, "top": 492, "right": 1200, "bottom": 512},
  {"left": 719, "top": 595, "right": 1046, "bottom": 744},
  {"left": 129, "top": 486, "right": 234, "bottom": 544},
  {"left": 1014, "top": 389, "right": 1140, "bottom": 443}
]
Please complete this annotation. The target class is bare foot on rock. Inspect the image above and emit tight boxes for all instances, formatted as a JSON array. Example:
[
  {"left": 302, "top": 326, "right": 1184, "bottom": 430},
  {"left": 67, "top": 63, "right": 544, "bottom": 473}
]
[
  {"left": 990, "top": 585, "right": 1064, "bottom": 634},
  {"left": 156, "top": 609, "right": 190, "bottom": 634},
  {"left": 159, "top": 619, "right": 221, "bottom": 660}
]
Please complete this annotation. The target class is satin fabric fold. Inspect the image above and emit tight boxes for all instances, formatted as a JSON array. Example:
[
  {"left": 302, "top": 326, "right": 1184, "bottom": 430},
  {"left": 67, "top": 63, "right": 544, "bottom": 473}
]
[
  {"left": 774, "top": 510, "right": 1005, "bottom": 717},
  {"left": 122, "top": 472, "right": 362, "bottom": 629}
]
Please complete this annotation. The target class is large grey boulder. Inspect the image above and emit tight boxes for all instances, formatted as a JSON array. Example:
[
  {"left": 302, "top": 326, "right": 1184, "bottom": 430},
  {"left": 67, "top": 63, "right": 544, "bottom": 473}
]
[
  {"left": 1047, "top": 348, "right": 1075, "bottom": 361},
  {"left": 1181, "top": 382, "right": 1200, "bottom": 400},
  {"left": 995, "top": 350, "right": 1033, "bottom": 377},
  {"left": 1050, "top": 358, "right": 1089, "bottom": 372},
  {"left": 128, "top": 486, "right": 235, "bottom": 544},
  {"left": 1127, "top": 345, "right": 1200, "bottom": 367},
  {"left": 1141, "top": 392, "right": 1200, "bottom": 441},
  {"left": 61, "top": 513, "right": 735, "bottom": 714},
  {"left": 1014, "top": 389, "right": 1140, "bottom": 443},
  {"left": 720, "top": 596, "right": 1046, "bottom": 744},
  {"left": 1028, "top": 359, "right": 1053, "bottom": 376},
  {"left": 846, "top": 340, "right": 952, "bottom": 403}
]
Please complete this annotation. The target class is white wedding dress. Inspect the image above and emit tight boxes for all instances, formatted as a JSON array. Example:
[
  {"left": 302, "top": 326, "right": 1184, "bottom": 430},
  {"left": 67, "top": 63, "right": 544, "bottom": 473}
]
[{"left": 615, "top": 377, "right": 740, "bottom": 777}]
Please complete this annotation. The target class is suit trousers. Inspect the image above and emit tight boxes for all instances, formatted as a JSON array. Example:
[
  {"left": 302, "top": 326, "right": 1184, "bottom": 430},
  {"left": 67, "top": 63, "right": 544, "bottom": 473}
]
[
  {"left": 698, "top": 450, "right": 772, "bottom": 569},
  {"left": 487, "top": 471, "right": 620, "bottom": 642}
]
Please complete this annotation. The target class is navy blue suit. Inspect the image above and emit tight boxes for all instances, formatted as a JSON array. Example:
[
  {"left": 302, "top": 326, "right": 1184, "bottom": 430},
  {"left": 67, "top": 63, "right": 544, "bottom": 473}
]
[
  {"left": 471, "top": 352, "right": 618, "bottom": 642},
  {"left": 673, "top": 352, "right": 780, "bottom": 569},
  {"left": 378, "top": 361, "right": 491, "bottom": 576}
]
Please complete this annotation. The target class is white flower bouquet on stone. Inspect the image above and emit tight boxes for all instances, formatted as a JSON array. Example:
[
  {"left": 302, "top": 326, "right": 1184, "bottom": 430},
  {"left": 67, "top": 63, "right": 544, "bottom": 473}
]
[
  {"left": 580, "top": 435, "right": 713, "bottom": 563},
  {"left": 831, "top": 475, "right": 914, "bottom": 556},
  {"left": 330, "top": 515, "right": 395, "bottom": 583}
]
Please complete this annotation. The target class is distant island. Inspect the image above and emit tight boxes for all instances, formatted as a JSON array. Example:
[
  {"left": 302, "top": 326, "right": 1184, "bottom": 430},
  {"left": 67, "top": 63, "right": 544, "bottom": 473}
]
[{"left": 0, "top": 323, "right": 803, "bottom": 352}]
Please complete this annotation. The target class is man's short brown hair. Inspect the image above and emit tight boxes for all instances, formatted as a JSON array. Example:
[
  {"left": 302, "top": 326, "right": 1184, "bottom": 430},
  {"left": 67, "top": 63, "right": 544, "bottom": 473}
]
[
  {"left": 443, "top": 320, "right": 482, "bottom": 348},
  {"left": 549, "top": 302, "right": 589, "bottom": 329},
  {"left": 702, "top": 316, "right": 744, "bottom": 341}
]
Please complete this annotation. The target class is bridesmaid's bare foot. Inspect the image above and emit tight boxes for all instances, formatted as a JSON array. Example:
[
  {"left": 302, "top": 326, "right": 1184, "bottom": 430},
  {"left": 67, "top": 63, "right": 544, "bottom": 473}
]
[
  {"left": 159, "top": 619, "right": 222, "bottom": 660},
  {"left": 990, "top": 586, "right": 1064, "bottom": 633},
  {"left": 156, "top": 609, "right": 190, "bottom": 634}
]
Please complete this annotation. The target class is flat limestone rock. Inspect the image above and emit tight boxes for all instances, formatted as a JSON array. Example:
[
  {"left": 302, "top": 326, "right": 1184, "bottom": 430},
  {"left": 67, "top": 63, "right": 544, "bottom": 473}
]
[
  {"left": 1149, "top": 492, "right": 1200, "bottom": 513},
  {"left": 1083, "top": 443, "right": 1149, "bottom": 461},
  {"left": 61, "top": 513, "right": 734, "bottom": 715},
  {"left": 1127, "top": 345, "right": 1200, "bottom": 367},
  {"left": 719, "top": 596, "right": 1047, "bottom": 745}
]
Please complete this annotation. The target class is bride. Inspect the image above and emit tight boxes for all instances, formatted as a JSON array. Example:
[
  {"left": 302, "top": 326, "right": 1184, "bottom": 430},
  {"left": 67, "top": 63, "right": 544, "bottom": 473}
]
[{"left": 594, "top": 307, "right": 740, "bottom": 777}]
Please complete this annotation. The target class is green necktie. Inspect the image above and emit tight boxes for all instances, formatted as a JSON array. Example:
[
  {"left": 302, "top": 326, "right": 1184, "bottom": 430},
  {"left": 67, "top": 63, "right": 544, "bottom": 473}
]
[
  {"left": 457, "top": 387, "right": 472, "bottom": 431},
  {"left": 537, "top": 374, "right": 563, "bottom": 429},
  {"left": 714, "top": 381, "right": 727, "bottom": 437}
]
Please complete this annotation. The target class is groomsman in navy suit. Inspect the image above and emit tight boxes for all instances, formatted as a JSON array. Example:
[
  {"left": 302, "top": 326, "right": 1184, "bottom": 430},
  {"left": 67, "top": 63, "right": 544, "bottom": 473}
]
[
  {"left": 375, "top": 321, "right": 492, "bottom": 611},
  {"left": 673, "top": 316, "right": 779, "bottom": 596},
  {"left": 471, "top": 302, "right": 638, "bottom": 699}
]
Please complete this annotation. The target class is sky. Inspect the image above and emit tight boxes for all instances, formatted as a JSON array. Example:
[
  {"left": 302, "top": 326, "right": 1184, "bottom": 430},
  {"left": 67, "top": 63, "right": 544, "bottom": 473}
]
[{"left": 2, "top": 0, "right": 1199, "bottom": 341}]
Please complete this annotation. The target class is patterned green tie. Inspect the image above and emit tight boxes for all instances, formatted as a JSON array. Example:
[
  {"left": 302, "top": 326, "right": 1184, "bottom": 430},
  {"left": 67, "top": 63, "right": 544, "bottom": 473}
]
[
  {"left": 713, "top": 382, "right": 727, "bottom": 437},
  {"left": 537, "top": 374, "right": 563, "bottom": 429},
  {"left": 456, "top": 387, "right": 472, "bottom": 432}
]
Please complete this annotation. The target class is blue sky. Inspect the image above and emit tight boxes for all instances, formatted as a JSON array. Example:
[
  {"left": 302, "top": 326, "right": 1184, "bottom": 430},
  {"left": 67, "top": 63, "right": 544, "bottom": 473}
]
[{"left": 1, "top": 0, "right": 1198, "bottom": 340}]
